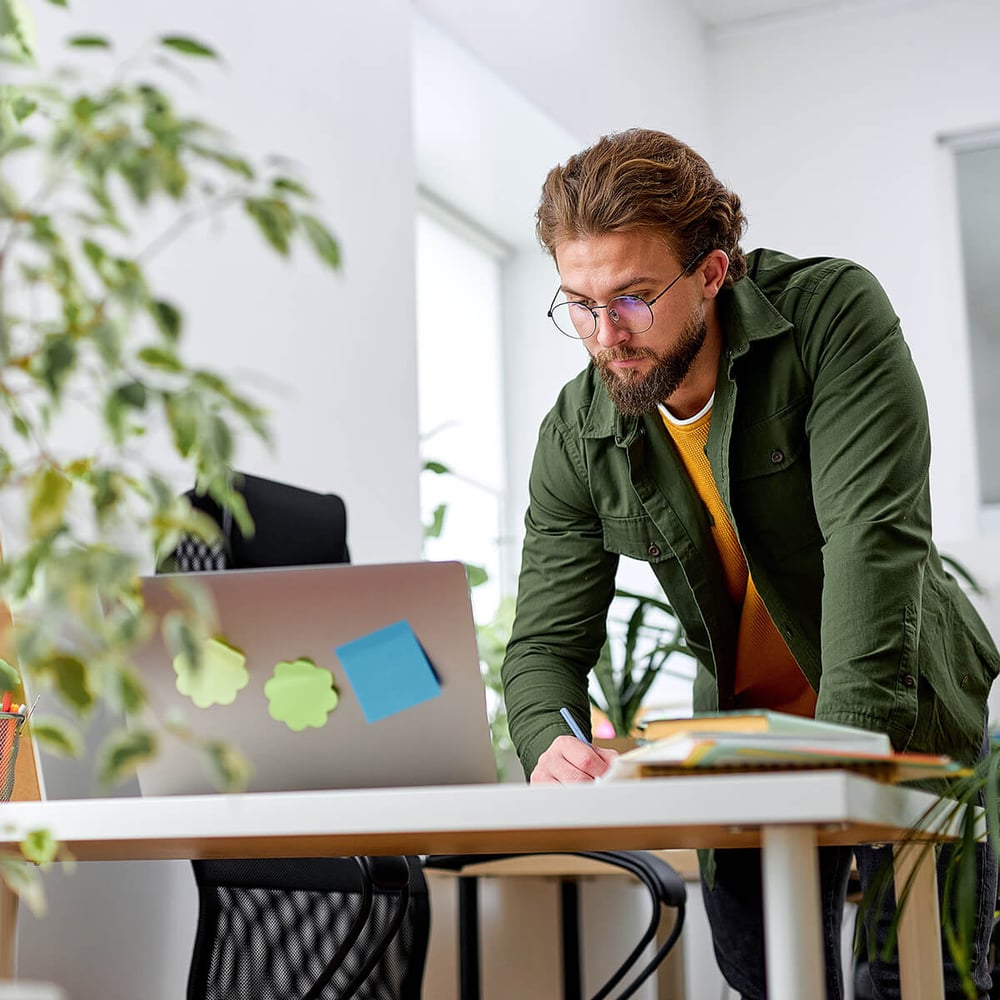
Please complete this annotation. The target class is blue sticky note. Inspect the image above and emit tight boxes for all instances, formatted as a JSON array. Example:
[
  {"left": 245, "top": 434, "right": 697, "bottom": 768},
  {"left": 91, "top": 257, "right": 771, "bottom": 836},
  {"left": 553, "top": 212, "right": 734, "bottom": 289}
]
[{"left": 335, "top": 620, "right": 441, "bottom": 723}]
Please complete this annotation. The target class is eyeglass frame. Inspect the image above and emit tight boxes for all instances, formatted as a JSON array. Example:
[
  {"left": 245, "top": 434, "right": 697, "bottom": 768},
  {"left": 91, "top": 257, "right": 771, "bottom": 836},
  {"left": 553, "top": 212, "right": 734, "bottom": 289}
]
[{"left": 546, "top": 249, "right": 710, "bottom": 340}]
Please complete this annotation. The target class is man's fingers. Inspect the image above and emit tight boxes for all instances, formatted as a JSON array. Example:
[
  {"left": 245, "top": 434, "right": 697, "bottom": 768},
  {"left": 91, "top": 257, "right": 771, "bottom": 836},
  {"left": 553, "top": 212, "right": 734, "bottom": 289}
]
[{"left": 530, "top": 735, "right": 619, "bottom": 784}]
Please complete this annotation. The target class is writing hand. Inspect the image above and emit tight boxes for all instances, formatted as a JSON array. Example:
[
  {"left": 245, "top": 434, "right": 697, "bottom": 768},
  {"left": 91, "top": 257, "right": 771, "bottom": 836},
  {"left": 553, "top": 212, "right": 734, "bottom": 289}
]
[{"left": 530, "top": 735, "right": 618, "bottom": 784}]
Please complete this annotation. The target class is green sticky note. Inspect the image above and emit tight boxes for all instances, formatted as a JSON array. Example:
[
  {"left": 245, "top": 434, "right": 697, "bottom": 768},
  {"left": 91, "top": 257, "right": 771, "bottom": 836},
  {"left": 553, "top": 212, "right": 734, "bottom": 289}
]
[
  {"left": 264, "top": 658, "right": 340, "bottom": 731},
  {"left": 174, "top": 637, "right": 249, "bottom": 708}
]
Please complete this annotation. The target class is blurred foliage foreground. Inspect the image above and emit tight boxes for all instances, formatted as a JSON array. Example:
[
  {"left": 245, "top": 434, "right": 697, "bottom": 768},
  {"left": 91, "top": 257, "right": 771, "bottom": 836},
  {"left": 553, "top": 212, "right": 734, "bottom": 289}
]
[{"left": 0, "top": 0, "right": 340, "bottom": 907}]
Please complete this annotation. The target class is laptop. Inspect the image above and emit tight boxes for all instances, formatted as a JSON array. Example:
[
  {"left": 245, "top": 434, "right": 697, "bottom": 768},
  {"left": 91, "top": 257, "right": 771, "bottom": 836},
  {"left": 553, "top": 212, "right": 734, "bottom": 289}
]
[{"left": 130, "top": 560, "right": 499, "bottom": 796}]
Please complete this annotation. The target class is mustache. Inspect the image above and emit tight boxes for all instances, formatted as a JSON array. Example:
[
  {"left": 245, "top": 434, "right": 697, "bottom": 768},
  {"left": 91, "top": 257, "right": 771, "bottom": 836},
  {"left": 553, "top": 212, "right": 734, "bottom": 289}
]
[{"left": 593, "top": 345, "right": 658, "bottom": 365}]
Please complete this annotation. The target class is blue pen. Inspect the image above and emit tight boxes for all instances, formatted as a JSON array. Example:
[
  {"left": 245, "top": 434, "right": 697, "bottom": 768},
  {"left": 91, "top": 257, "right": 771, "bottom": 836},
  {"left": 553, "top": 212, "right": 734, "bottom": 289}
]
[{"left": 560, "top": 706, "right": 592, "bottom": 745}]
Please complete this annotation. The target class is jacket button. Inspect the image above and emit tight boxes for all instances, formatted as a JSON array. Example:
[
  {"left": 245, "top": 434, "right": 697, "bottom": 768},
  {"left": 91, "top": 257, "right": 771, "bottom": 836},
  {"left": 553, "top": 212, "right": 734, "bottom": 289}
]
[
  {"left": 647, "top": 543, "right": 662, "bottom": 558},
  {"left": 770, "top": 449, "right": 784, "bottom": 464},
  {"left": 960, "top": 674, "right": 970, "bottom": 689},
  {"left": 902, "top": 673, "right": 916, "bottom": 688}
]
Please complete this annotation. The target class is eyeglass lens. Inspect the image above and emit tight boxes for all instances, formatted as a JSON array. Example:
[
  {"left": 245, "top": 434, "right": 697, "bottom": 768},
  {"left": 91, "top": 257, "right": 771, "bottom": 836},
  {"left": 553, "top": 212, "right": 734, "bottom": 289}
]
[{"left": 551, "top": 296, "right": 653, "bottom": 338}]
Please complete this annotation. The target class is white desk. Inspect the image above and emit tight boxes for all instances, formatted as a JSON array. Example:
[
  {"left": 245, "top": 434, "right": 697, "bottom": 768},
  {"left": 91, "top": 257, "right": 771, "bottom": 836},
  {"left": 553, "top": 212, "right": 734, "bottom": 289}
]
[{"left": 0, "top": 771, "right": 952, "bottom": 1000}]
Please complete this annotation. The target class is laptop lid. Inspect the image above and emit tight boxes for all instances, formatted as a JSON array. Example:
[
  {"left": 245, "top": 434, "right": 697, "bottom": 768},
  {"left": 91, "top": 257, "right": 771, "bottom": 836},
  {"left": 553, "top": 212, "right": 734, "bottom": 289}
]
[{"left": 130, "top": 560, "right": 498, "bottom": 795}]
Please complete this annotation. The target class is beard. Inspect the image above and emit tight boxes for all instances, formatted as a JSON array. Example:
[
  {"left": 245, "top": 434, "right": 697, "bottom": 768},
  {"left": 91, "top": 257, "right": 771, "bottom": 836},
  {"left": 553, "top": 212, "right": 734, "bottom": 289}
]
[{"left": 593, "top": 313, "right": 708, "bottom": 416}]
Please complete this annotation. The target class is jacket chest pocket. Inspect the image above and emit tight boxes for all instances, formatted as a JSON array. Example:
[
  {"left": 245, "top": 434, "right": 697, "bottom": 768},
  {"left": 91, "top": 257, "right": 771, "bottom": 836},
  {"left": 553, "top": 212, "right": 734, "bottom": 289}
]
[
  {"left": 601, "top": 516, "right": 674, "bottom": 564},
  {"left": 729, "top": 396, "right": 824, "bottom": 557}
]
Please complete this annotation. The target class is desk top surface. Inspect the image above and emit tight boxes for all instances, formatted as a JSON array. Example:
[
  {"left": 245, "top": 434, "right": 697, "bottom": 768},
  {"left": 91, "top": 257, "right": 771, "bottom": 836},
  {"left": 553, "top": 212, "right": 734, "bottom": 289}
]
[{"left": 0, "top": 771, "right": 948, "bottom": 861}]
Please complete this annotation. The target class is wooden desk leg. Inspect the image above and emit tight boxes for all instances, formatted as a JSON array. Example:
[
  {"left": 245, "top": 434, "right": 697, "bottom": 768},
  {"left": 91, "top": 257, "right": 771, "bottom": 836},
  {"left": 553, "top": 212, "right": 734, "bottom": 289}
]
[
  {"left": 0, "top": 880, "right": 16, "bottom": 979},
  {"left": 894, "top": 842, "right": 945, "bottom": 1000},
  {"left": 761, "top": 825, "right": 826, "bottom": 1000}
]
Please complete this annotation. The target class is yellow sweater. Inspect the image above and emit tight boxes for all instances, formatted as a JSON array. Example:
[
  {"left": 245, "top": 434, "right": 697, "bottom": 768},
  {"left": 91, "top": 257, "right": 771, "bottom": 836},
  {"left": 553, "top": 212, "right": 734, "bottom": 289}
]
[{"left": 660, "top": 401, "right": 816, "bottom": 717}]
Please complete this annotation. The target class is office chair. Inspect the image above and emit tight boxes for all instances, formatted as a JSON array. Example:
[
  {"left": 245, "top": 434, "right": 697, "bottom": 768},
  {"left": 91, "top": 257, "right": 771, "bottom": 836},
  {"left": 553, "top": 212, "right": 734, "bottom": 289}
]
[
  {"left": 165, "top": 473, "right": 687, "bottom": 999},
  {"left": 187, "top": 856, "right": 428, "bottom": 1000},
  {"left": 424, "top": 850, "right": 686, "bottom": 1000},
  {"left": 160, "top": 473, "right": 428, "bottom": 1000}
]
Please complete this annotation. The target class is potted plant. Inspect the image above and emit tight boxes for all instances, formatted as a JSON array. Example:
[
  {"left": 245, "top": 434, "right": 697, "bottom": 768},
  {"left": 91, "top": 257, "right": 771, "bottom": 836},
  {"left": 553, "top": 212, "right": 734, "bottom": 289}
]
[{"left": 589, "top": 586, "right": 696, "bottom": 739}]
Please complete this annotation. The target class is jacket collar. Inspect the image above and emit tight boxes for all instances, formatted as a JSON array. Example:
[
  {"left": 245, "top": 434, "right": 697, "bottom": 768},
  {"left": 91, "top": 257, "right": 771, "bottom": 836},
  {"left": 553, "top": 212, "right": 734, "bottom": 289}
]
[{"left": 719, "top": 274, "right": 793, "bottom": 362}]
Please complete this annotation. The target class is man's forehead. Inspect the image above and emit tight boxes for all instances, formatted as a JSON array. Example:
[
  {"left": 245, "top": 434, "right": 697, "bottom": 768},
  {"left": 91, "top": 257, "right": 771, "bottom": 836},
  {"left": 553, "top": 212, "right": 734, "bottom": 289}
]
[{"left": 555, "top": 231, "right": 680, "bottom": 287}]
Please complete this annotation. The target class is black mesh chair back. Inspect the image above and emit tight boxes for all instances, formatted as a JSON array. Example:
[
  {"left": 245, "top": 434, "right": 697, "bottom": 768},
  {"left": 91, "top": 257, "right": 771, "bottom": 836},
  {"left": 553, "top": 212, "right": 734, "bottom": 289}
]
[
  {"left": 164, "top": 474, "right": 429, "bottom": 1000},
  {"left": 161, "top": 471, "right": 349, "bottom": 573},
  {"left": 188, "top": 856, "right": 429, "bottom": 1000}
]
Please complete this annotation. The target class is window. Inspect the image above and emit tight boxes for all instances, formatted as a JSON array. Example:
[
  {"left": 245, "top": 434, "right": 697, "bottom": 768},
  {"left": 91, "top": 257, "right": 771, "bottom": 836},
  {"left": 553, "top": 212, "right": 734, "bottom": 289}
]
[
  {"left": 416, "top": 204, "right": 507, "bottom": 623},
  {"left": 951, "top": 130, "right": 1000, "bottom": 530}
]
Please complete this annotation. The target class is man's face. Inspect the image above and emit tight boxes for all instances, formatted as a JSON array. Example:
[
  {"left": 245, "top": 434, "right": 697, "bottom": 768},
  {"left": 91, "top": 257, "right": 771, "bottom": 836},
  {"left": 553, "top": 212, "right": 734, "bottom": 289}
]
[{"left": 555, "top": 232, "right": 708, "bottom": 416}]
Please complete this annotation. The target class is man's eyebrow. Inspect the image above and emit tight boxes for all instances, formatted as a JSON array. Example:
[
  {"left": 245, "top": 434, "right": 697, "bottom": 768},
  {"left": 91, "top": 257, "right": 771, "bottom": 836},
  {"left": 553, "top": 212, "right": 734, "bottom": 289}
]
[{"left": 559, "top": 275, "right": 662, "bottom": 299}]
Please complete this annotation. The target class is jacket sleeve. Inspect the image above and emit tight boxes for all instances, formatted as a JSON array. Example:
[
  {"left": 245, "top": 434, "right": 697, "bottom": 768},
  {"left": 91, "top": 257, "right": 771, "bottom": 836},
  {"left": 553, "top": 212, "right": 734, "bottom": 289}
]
[
  {"left": 501, "top": 411, "right": 619, "bottom": 777},
  {"left": 799, "top": 262, "right": 932, "bottom": 745}
]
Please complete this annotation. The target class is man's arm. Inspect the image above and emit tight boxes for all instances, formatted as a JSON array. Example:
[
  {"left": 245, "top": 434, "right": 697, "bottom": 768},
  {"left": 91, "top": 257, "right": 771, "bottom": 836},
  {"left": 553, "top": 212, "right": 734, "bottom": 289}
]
[
  {"left": 501, "top": 412, "right": 620, "bottom": 777},
  {"left": 797, "top": 262, "right": 932, "bottom": 743}
]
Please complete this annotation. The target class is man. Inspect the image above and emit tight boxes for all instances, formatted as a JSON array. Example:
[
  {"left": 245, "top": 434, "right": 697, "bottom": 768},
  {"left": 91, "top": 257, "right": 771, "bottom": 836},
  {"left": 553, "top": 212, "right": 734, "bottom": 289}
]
[{"left": 500, "top": 128, "right": 999, "bottom": 999}]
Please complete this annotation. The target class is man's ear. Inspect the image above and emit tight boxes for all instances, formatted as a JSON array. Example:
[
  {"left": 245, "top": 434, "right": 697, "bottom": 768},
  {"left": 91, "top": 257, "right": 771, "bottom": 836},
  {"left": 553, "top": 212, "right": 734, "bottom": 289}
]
[{"left": 700, "top": 249, "right": 730, "bottom": 299}]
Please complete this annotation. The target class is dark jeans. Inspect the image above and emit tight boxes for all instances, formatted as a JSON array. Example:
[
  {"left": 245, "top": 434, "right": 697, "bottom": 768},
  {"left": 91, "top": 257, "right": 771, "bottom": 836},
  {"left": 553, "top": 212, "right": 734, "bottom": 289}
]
[{"left": 701, "top": 837, "right": 997, "bottom": 999}]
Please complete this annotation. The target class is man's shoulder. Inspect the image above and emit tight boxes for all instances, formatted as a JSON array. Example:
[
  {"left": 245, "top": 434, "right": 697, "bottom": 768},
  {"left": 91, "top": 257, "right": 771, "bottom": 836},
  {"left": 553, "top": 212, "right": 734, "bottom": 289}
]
[{"left": 744, "top": 248, "right": 887, "bottom": 302}]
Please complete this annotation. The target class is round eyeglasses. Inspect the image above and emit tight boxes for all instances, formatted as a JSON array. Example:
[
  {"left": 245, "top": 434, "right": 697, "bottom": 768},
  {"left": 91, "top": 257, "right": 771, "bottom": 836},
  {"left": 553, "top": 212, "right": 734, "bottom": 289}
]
[{"left": 547, "top": 252, "right": 707, "bottom": 340}]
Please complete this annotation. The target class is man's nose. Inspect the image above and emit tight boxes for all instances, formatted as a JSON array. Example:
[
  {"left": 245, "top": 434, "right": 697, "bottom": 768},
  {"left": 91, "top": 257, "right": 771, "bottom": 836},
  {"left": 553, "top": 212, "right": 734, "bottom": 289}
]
[{"left": 594, "top": 309, "right": 630, "bottom": 349}]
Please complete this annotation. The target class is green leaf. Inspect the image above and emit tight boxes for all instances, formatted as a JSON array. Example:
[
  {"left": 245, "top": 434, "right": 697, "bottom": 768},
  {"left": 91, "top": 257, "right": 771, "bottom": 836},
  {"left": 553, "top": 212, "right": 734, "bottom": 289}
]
[
  {"left": 21, "top": 828, "right": 58, "bottom": 865},
  {"left": 423, "top": 460, "right": 450, "bottom": 475},
  {"left": 208, "top": 414, "right": 233, "bottom": 463},
  {"left": 67, "top": 34, "right": 111, "bottom": 49},
  {"left": 114, "top": 380, "right": 147, "bottom": 409},
  {"left": 0, "top": 657, "right": 20, "bottom": 692},
  {"left": 424, "top": 503, "right": 446, "bottom": 540},
  {"left": 165, "top": 394, "right": 197, "bottom": 456},
  {"left": 271, "top": 176, "right": 312, "bottom": 198},
  {"left": 202, "top": 739, "right": 252, "bottom": 793},
  {"left": 37, "top": 334, "right": 76, "bottom": 393},
  {"left": 0, "top": 0, "right": 37, "bottom": 60},
  {"left": 299, "top": 213, "right": 340, "bottom": 269},
  {"left": 0, "top": 858, "right": 47, "bottom": 916},
  {"left": 158, "top": 35, "right": 218, "bottom": 59},
  {"left": 28, "top": 466, "right": 72, "bottom": 539},
  {"left": 464, "top": 563, "right": 489, "bottom": 588},
  {"left": 35, "top": 654, "right": 94, "bottom": 712},
  {"left": 110, "top": 668, "right": 146, "bottom": 716},
  {"left": 244, "top": 197, "right": 294, "bottom": 255},
  {"left": 149, "top": 299, "right": 182, "bottom": 341},
  {"left": 190, "top": 144, "right": 255, "bottom": 180},
  {"left": 11, "top": 94, "right": 35, "bottom": 122},
  {"left": 138, "top": 345, "right": 183, "bottom": 372},
  {"left": 44, "top": 0, "right": 67, "bottom": 6},
  {"left": 98, "top": 729, "right": 157, "bottom": 786}
]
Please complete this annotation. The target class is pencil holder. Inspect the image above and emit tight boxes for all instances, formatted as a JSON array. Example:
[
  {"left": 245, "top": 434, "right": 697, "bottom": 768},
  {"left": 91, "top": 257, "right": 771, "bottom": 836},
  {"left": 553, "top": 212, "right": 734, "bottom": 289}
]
[{"left": 0, "top": 710, "right": 26, "bottom": 802}]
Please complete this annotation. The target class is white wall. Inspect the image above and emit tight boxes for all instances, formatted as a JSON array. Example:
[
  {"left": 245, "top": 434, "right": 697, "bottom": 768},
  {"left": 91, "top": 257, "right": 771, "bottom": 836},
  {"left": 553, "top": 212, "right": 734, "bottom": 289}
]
[
  {"left": 26, "top": 0, "right": 423, "bottom": 568},
  {"left": 707, "top": 0, "right": 1000, "bottom": 544},
  {"left": 14, "top": 2, "right": 418, "bottom": 997}
]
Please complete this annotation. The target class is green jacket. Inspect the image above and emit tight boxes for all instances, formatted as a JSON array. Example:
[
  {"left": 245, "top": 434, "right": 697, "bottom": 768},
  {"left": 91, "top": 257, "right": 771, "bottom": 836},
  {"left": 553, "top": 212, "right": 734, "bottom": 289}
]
[{"left": 502, "top": 248, "right": 999, "bottom": 778}]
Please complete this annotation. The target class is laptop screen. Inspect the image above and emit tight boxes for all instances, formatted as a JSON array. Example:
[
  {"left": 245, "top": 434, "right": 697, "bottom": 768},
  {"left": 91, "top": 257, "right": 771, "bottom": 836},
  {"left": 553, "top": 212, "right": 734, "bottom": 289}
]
[{"left": 130, "top": 560, "right": 498, "bottom": 795}]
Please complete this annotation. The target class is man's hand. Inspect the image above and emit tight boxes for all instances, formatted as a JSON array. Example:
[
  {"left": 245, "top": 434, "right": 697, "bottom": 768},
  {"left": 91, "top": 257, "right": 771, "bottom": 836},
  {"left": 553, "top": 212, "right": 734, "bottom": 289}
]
[{"left": 530, "top": 735, "right": 619, "bottom": 784}]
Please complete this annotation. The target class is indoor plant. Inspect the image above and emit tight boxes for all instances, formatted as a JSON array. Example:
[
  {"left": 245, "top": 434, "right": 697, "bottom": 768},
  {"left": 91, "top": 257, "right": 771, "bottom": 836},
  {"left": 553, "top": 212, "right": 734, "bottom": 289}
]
[{"left": 0, "top": 0, "right": 340, "bottom": 904}]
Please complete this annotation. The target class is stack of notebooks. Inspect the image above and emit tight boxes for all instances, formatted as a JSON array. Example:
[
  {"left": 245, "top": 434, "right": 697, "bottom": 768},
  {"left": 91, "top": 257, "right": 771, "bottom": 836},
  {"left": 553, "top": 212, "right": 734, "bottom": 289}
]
[{"left": 599, "top": 711, "right": 970, "bottom": 784}]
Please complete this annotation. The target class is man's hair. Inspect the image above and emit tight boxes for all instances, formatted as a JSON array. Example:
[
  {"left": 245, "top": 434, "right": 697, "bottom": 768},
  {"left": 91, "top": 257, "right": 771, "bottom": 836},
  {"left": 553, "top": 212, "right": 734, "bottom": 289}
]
[{"left": 536, "top": 128, "right": 748, "bottom": 286}]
